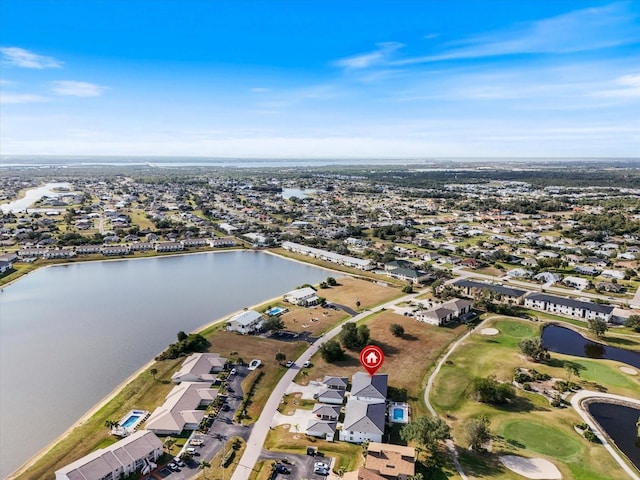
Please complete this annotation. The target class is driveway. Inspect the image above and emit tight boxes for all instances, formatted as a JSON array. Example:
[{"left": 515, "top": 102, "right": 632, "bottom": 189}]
[
  {"left": 284, "top": 380, "right": 324, "bottom": 400},
  {"left": 270, "top": 407, "right": 315, "bottom": 432}
]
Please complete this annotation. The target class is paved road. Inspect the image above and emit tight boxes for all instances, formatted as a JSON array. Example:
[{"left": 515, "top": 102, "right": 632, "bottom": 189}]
[{"left": 230, "top": 290, "right": 420, "bottom": 480}]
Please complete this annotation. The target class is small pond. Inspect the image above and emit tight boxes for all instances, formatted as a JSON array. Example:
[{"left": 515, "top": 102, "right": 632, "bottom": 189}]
[
  {"left": 587, "top": 402, "right": 640, "bottom": 469},
  {"left": 541, "top": 325, "right": 640, "bottom": 369},
  {"left": 281, "top": 188, "right": 318, "bottom": 199}
]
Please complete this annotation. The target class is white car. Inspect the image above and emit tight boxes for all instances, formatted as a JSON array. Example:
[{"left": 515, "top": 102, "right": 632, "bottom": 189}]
[
  {"left": 314, "top": 466, "right": 329, "bottom": 476},
  {"left": 229, "top": 368, "right": 237, "bottom": 375},
  {"left": 302, "top": 360, "right": 311, "bottom": 368},
  {"left": 285, "top": 361, "right": 294, "bottom": 368},
  {"left": 314, "top": 461, "right": 329, "bottom": 470}
]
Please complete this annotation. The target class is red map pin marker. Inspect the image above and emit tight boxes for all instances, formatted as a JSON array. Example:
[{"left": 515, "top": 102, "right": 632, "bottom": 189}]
[{"left": 359, "top": 345, "right": 384, "bottom": 376}]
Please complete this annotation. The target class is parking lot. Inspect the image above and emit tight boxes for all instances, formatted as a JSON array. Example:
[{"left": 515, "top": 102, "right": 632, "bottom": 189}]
[{"left": 260, "top": 450, "right": 335, "bottom": 480}]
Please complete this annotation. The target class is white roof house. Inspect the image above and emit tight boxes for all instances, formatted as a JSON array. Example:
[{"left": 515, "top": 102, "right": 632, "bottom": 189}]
[
  {"left": 171, "top": 352, "right": 227, "bottom": 383},
  {"left": 226, "top": 309, "right": 264, "bottom": 334},
  {"left": 415, "top": 298, "right": 473, "bottom": 326},
  {"left": 55, "top": 430, "right": 163, "bottom": 480},
  {"left": 283, "top": 287, "right": 320, "bottom": 306},
  {"left": 339, "top": 399, "right": 386, "bottom": 444},
  {"left": 145, "top": 382, "right": 218, "bottom": 435},
  {"left": 351, "top": 373, "right": 387, "bottom": 403}
]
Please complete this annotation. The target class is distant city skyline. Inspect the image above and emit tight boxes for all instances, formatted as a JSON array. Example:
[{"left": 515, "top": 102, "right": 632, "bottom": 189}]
[{"left": 1, "top": 0, "right": 638, "bottom": 158}]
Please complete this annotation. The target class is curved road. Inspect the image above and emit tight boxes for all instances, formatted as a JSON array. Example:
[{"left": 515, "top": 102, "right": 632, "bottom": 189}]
[{"left": 230, "top": 290, "right": 420, "bottom": 480}]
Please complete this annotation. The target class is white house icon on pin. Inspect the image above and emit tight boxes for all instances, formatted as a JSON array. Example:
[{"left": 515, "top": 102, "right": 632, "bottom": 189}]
[{"left": 365, "top": 351, "right": 378, "bottom": 364}]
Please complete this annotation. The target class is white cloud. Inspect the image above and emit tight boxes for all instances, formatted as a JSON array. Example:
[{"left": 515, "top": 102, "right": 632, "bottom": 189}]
[
  {"left": 0, "top": 47, "right": 62, "bottom": 69},
  {"left": 591, "top": 73, "right": 640, "bottom": 98},
  {"left": 334, "top": 42, "right": 404, "bottom": 69},
  {"left": 394, "top": 2, "right": 639, "bottom": 65},
  {"left": 0, "top": 93, "right": 50, "bottom": 104},
  {"left": 51, "top": 81, "right": 107, "bottom": 97}
]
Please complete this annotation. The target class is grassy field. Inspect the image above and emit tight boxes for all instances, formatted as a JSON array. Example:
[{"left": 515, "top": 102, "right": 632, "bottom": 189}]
[
  {"left": 296, "top": 309, "right": 466, "bottom": 417},
  {"left": 429, "top": 315, "right": 640, "bottom": 480},
  {"left": 319, "top": 276, "right": 404, "bottom": 310}
]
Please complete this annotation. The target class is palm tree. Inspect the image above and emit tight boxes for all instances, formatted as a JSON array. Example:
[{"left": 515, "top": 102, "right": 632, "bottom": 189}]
[
  {"left": 104, "top": 419, "right": 118, "bottom": 431},
  {"left": 163, "top": 436, "right": 176, "bottom": 453},
  {"left": 414, "top": 445, "right": 424, "bottom": 462},
  {"left": 199, "top": 460, "right": 211, "bottom": 479},
  {"left": 275, "top": 351, "right": 286, "bottom": 365}
]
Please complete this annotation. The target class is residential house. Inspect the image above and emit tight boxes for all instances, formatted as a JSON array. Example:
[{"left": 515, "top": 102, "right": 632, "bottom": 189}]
[
  {"left": 315, "top": 388, "right": 346, "bottom": 405},
  {"left": 343, "top": 443, "right": 416, "bottom": 480},
  {"left": 601, "top": 269, "right": 625, "bottom": 280},
  {"left": 312, "top": 403, "right": 341, "bottom": 421},
  {"left": 226, "top": 309, "right": 264, "bottom": 334},
  {"left": 130, "top": 242, "right": 155, "bottom": 251},
  {"left": 323, "top": 376, "right": 349, "bottom": 390},
  {"left": 451, "top": 279, "right": 526, "bottom": 304},
  {"left": 306, "top": 420, "right": 338, "bottom": 441},
  {"left": 145, "top": 382, "right": 219, "bottom": 435},
  {"left": 339, "top": 399, "right": 386, "bottom": 444},
  {"left": 562, "top": 276, "right": 590, "bottom": 290},
  {"left": 283, "top": 286, "right": 320, "bottom": 306},
  {"left": 415, "top": 298, "right": 473, "bottom": 326},
  {"left": 0, "top": 260, "right": 12, "bottom": 274},
  {"left": 55, "top": 430, "right": 163, "bottom": 480},
  {"left": 524, "top": 292, "right": 614, "bottom": 322},
  {"left": 386, "top": 267, "right": 432, "bottom": 285},
  {"left": 76, "top": 245, "right": 102, "bottom": 255},
  {"left": 384, "top": 260, "right": 414, "bottom": 271},
  {"left": 282, "top": 241, "right": 374, "bottom": 270},
  {"left": 209, "top": 237, "right": 237, "bottom": 248},
  {"left": 351, "top": 373, "right": 387, "bottom": 403},
  {"left": 596, "top": 282, "right": 625, "bottom": 293},
  {"left": 155, "top": 242, "right": 184, "bottom": 252},
  {"left": 171, "top": 353, "right": 227, "bottom": 383},
  {"left": 102, "top": 245, "right": 131, "bottom": 256},
  {"left": 574, "top": 265, "right": 600, "bottom": 276}
]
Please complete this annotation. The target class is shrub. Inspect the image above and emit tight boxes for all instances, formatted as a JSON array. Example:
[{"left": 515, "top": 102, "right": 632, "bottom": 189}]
[{"left": 583, "top": 429, "right": 600, "bottom": 443}]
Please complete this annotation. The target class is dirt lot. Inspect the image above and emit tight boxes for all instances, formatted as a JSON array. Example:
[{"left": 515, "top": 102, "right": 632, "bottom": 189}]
[
  {"left": 300, "top": 310, "right": 466, "bottom": 416},
  {"left": 278, "top": 305, "right": 348, "bottom": 337},
  {"left": 319, "top": 276, "right": 403, "bottom": 310}
]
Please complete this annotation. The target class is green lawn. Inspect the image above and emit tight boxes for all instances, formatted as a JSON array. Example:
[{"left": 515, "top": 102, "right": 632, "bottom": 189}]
[
  {"left": 499, "top": 420, "right": 581, "bottom": 459},
  {"left": 428, "top": 315, "right": 639, "bottom": 480}
]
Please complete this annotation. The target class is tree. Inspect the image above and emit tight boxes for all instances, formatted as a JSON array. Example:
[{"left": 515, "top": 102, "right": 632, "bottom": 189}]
[
  {"left": 625, "top": 314, "right": 640, "bottom": 332},
  {"left": 149, "top": 368, "right": 158, "bottom": 380},
  {"left": 275, "top": 352, "right": 286, "bottom": 365},
  {"left": 327, "top": 276, "right": 337, "bottom": 286},
  {"left": 340, "top": 323, "right": 360, "bottom": 349},
  {"left": 104, "top": 419, "right": 118, "bottom": 430},
  {"left": 465, "top": 416, "right": 491, "bottom": 451},
  {"left": 588, "top": 318, "right": 608, "bottom": 338},
  {"left": 355, "top": 298, "right": 361, "bottom": 309},
  {"left": 262, "top": 316, "right": 284, "bottom": 332},
  {"left": 177, "top": 331, "right": 188, "bottom": 342},
  {"left": 518, "top": 337, "right": 549, "bottom": 362},
  {"left": 357, "top": 324, "right": 370, "bottom": 347},
  {"left": 199, "top": 460, "right": 211, "bottom": 479},
  {"left": 565, "top": 363, "right": 580, "bottom": 385},
  {"left": 319, "top": 339, "right": 345, "bottom": 362},
  {"left": 390, "top": 323, "right": 405, "bottom": 337},
  {"left": 400, "top": 416, "right": 451, "bottom": 453},
  {"left": 402, "top": 284, "right": 414, "bottom": 294},
  {"left": 164, "top": 436, "right": 176, "bottom": 453},
  {"left": 472, "top": 375, "right": 516, "bottom": 405}
]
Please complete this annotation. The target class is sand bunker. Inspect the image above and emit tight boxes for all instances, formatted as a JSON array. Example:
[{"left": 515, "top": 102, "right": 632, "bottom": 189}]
[
  {"left": 500, "top": 456, "right": 561, "bottom": 480},
  {"left": 481, "top": 328, "right": 499, "bottom": 336},
  {"left": 619, "top": 366, "right": 638, "bottom": 375}
]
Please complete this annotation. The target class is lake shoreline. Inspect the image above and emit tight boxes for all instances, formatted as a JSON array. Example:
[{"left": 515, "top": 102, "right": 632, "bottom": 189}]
[{"left": 5, "top": 250, "right": 344, "bottom": 479}]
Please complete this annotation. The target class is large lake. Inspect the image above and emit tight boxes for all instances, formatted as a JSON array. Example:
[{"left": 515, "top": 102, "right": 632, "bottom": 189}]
[{"left": 0, "top": 251, "right": 332, "bottom": 479}]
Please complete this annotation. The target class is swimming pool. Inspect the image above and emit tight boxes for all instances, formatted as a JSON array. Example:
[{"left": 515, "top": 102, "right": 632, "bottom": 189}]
[
  {"left": 390, "top": 403, "right": 409, "bottom": 424},
  {"left": 115, "top": 409, "right": 150, "bottom": 435},
  {"left": 266, "top": 306, "right": 288, "bottom": 316}
]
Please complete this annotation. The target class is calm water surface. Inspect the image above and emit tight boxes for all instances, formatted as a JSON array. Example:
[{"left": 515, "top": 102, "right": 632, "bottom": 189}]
[
  {"left": 587, "top": 402, "right": 640, "bottom": 469},
  {"left": 0, "top": 251, "right": 331, "bottom": 478},
  {"left": 541, "top": 325, "right": 640, "bottom": 369},
  {"left": 0, "top": 182, "right": 72, "bottom": 213}
]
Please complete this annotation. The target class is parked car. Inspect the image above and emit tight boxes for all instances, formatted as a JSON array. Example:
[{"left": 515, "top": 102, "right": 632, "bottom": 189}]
[
  {"left": 285, "top": 361, "right": 294, "bottom": 368},
  {"left": 302, "top": 360, "right": 311, "bottom": 368},
  {"left": 221, "top": 404, "right": 231, "bottom": 411},
  {"left": 173, "top": 457, "right": 185, "bottom": 467},
  {"left": 189, "top": 439, "right": 204, "bottom": 446},
  {"left": 274, "top": 464, "right": 290, "bottom": 474},
  {"left": 314, "top": 466, "right": 329, "bottom": 476},
  {"left": 230, "top": 368, "right": 237, "bottom": 375},
  {"left": 168, "top": 463, "right": 181, "bottom": 472}
]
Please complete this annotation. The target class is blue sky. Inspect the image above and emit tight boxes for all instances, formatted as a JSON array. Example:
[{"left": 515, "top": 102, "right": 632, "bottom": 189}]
[{"left": 1, "top": 0, "right": 638, "bottom": 158}]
